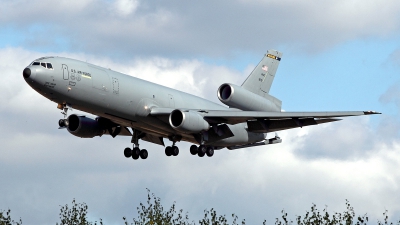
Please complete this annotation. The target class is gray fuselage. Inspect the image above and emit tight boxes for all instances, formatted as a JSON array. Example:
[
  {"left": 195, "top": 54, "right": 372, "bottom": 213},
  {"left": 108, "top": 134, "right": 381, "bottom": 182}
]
[{"left": 24, "top": 57, "right": 265, "bottom": 147}]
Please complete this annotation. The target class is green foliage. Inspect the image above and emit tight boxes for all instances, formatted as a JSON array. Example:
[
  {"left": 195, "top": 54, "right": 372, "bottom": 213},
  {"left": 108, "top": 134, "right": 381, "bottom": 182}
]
[
  {"left": 2, "top": 191, "right": 400, "bottom": 224},
  {"left": 274, "top": 199, "right": 367, "bottom": 225},
  {"left": 124, "top": 189, "right": 245, "bottom": 225},
  {"left": 124, "top": 189, "right": 192, "bottom": 225},
  {"left": 198, "top": 208, "right": 245, "bottom": 225},
  {"left": 274, "top": 199, "right": 400, "bottom": 225},
  {"left": 0, "top": 209, "right": 22, "bottom": 225},
  {"left": 56, "top": 199, "right": 102, "bottom": 225},
  {"left": 377, "top": 210, "right": 400, "bottom": 225}
]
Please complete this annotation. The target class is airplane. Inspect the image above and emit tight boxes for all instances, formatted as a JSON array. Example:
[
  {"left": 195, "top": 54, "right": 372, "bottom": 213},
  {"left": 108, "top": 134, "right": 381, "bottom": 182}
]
[{"left": 22, "top": 49, "right": 380, "bottom": 160}]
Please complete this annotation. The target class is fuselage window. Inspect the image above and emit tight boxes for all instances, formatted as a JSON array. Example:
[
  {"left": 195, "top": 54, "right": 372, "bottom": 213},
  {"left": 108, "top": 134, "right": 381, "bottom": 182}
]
[
  {"left": 47, "top": 63, "right": 53, "bottom": 69},
  {"left": 41, "top": 62, "right": 46, "bottom": 68},
  {"left": 32, "top": 62, "right": 40, "bottom": 66}
]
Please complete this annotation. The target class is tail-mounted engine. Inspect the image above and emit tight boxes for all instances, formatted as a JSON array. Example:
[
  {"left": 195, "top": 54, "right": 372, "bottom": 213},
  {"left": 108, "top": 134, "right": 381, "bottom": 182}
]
[
  {"left": 217, "top": 83, "right": 281, "bottom": 112},
  {"left": 169, "top": 110, "right": 210, "bottom": 134}
]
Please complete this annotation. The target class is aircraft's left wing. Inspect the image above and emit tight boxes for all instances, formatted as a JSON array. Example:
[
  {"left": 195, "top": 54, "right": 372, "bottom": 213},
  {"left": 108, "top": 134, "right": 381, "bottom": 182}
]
[{"left": 150, "top": 108, "right": 380, "bottom": 133}]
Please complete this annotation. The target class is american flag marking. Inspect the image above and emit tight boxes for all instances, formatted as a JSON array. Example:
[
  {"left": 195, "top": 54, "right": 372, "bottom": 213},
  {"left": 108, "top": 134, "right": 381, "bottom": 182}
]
[{"left": 262, "top": 65, "right": 268, "bottom": 72}]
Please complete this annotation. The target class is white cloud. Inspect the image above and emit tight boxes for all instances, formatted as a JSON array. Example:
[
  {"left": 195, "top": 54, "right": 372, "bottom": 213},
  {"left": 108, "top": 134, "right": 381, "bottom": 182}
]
[
  {"left": 1, "top": 0, "right": 400, "bottom": 57},
  {"left": 113, "top": 0, "right": 139, "bottom": 16}
]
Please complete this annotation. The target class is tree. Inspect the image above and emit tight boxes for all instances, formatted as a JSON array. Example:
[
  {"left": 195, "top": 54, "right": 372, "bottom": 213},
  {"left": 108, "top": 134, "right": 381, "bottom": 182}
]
[
  {"left": 56, "top": 199, "right": 102, "bottom": 225},
  {"left": 2, "top": 190, "right": 400, "bottom": 224},
  {"left": 0, "top": 209, "right": 22, "bottom": 225},
  {"left": 274, "top": 200, "right": 400, "bottom": 225},
  {"left": 124, "top": 189, "right": 245, "bottom": 225}
]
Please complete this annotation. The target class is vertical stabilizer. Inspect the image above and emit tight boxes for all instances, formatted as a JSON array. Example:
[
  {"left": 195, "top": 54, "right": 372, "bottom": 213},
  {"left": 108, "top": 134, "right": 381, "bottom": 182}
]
[{"left": 241, "top": 50, "right": 282, "bottom": 96}]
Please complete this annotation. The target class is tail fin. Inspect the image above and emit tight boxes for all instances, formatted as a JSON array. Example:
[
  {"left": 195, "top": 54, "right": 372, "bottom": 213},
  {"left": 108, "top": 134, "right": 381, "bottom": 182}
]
[{"left": 241, "top": 49, "right": 282, "bottom": 96}]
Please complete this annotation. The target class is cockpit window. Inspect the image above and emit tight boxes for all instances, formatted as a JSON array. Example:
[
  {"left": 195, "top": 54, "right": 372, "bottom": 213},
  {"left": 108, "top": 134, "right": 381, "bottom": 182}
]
[{"left": 31, "top": 61, "right": 53, "bottom": 69}]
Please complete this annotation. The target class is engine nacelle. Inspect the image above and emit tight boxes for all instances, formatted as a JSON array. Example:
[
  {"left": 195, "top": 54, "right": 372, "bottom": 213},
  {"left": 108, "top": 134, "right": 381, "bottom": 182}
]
[
  {"left": 169, "top": 110, "right": 210, "bottom": 134},
  {"left": 66, "top": 114, "right": 105, "bottom": 138},
  {"left": 217, "top": 83, "right": 281, "bottom": 111}
]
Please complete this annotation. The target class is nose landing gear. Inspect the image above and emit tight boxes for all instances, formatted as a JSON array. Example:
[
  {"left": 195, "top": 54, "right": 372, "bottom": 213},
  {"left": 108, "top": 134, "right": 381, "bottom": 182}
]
[{"left": 57, "top": 103, "right": 71, "bottom": 128}]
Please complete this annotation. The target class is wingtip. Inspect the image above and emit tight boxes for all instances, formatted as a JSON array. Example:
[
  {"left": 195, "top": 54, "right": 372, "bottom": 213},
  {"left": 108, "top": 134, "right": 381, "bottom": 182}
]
[{"left": 363, "top": 111, "right": 381, "bottom": 115}]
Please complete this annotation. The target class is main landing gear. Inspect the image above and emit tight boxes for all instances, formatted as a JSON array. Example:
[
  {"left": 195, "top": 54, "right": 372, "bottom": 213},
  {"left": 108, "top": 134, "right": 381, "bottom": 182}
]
[
  {"left": 189, "top": 145, "right": 214, "bottom": 157},
  {"left": 124, "top": 129, "right": 148, "bottom": 160},
  {"left": 124, "top": 147, "right": 148, "bottom": 160},
  {"left": 165, "top": 145, "right": 179, "bottom": 157}
]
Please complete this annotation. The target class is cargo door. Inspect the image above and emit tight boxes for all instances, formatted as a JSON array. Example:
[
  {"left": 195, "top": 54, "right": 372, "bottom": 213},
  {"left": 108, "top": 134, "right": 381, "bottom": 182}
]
[{"left": 90, "top": 66, "right": 110, "bottom": 92}]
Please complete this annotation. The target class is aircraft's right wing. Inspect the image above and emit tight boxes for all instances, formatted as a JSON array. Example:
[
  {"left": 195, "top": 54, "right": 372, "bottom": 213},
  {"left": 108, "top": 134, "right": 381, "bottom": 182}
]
[
  {"left": 202, "top": 110, "right": 379, "bottom": 133},
  {"left": 150, "top": 108, "right": 380, "bottom": 133}
]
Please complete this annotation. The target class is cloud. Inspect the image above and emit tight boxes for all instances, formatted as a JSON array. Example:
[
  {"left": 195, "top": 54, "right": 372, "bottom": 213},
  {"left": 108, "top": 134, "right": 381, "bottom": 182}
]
[
  {"left": 1, "top": 0, "right": 400, "bottom": 58},
  {"left": 292, "top": 117, "right": 378, "bottom": 160},
  {"left": 113, "top": 0, "right": 139, "bottom": 16}
]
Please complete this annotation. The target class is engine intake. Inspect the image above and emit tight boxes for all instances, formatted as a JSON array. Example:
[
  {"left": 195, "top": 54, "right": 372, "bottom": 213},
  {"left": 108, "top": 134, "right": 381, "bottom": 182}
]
[
  {"left": 217, "top": 83, "right": 281, "bottom": 111},
  {"left": 169, "top": 110, "right": 210, "bottom": 133},
  {"left": 66, "top": 114, "right": 105, "bottom": 138}
]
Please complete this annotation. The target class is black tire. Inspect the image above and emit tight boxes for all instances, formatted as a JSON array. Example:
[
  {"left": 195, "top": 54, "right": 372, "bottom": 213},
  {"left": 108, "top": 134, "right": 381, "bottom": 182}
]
[
  {"left": 140, "top": 149, "right": 148, "bottom": 159},
  {"left": 198, "top": 145, "right": 206, "bottom": 157},
  {"left": 132, "top": 147, "right": 140, "bottom": 160},
  {"left": 172, "top": 146, "right": 179, "bottom": 156},
  {"left": 190, "top": 145, "right": 198, "bottom": 155},
  {"left": 198, "top": 151, "right": 205, "bottom": 157},
  {"left": 206, "top": 146, "right": 214, "bottom": 157},
  {"left": 124, "top": 147, "right": 132, "bottom": 158},
  {"left": 58, "top": 119, "right": 66, "bottom": 127},
  {"left": 165, "top": 146, "right": 172, "bottom": 156}
]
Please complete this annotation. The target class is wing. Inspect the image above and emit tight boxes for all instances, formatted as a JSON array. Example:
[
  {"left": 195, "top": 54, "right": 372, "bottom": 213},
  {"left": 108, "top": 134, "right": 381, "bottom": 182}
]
[{"left": 151, "top": 108, "right": 380, "bottom": 133}]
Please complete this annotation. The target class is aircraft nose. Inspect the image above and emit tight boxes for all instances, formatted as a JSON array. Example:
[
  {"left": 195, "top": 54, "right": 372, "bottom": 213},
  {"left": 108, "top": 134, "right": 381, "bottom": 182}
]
[{"left": 23, "top": 68, "right": 31, "bottom": 78}]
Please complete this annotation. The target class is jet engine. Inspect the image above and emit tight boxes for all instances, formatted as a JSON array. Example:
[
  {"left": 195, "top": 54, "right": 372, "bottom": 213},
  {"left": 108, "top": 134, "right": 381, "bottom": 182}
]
[
  {"left": 169, "top": 110, "right": 210, "bottom": 133},
  {"left": 65, "top": 114, "right": 105, "bottom": 138},
  {"left": 217, "top": 83, "right": 281, "bottom": 111}
]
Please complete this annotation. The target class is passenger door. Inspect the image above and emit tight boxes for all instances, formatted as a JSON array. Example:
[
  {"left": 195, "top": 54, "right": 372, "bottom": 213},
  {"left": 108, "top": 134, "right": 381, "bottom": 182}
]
[{"left": 62, "top": 64, "right": 69, "bottom": 80}]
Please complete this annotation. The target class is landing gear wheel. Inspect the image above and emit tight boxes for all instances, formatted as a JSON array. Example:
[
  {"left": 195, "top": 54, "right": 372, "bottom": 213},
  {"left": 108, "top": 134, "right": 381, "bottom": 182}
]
[
  {"left": 58, "top": 119, "right": 66, "bottom": 128},
  {"left": 140, "top": 149, "right": 148, "bottom": 159},
  {"left": 132, "top": 147, "right": 140, "bottom": 160},
  {"left": 206, "top": 146, "right": 214, "bottom": 157},
  {"left": 190, "top": 145, "right": 198, "bottom": 155},
  {"left": 171, "top": 146, "right": 179, "bottom": 156},
  {"left": 124, "top": 147, "right": 132, "bottom": 158},
  {"left": 198, "top": 145, "right": 206, "bottom": 157},
  {"left": 165, "top": 146, "right": 172, "bottom": 156}
]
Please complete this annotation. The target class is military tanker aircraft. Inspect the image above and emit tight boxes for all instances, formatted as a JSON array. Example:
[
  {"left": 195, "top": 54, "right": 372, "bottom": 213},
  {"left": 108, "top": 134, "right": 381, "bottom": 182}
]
[{"left": 22, "top": 50, "right": 379, "bottom": 160}]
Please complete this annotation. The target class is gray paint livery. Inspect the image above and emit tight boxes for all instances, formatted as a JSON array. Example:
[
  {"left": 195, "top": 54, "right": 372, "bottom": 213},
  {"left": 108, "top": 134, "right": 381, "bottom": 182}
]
[{"left": 23, "top": 50, "right": 380, "bottom": 159}]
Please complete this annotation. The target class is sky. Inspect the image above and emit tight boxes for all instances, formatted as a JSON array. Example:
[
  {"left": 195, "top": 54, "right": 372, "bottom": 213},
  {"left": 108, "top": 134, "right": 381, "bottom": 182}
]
[{"left": 1, "top": 0, "right": 400, "bottom": 224}]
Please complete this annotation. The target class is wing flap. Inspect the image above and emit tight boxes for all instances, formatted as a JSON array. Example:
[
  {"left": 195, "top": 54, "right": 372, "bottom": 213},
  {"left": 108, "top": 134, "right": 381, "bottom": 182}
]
[
  {"left": 247, "top": 118, "right": 341, "bottom": 133},
  {"left": 142, "top": 133, "right": 165, "bottom": 146}
]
